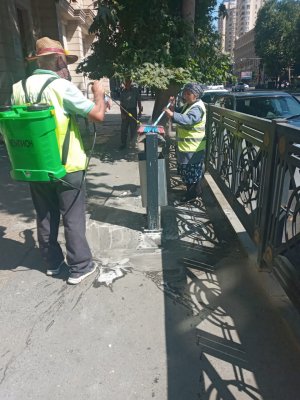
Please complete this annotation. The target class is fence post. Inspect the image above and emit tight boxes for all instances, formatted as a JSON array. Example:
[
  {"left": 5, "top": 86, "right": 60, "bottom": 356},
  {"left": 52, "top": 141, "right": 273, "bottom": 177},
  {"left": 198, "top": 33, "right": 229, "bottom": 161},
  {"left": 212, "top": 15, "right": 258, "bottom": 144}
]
[
  {"left": 205, "top": 106, "right": 212, "bottom": 171},
  {"left": 256, "top": 120, "right": 278, "bottom": 266}
]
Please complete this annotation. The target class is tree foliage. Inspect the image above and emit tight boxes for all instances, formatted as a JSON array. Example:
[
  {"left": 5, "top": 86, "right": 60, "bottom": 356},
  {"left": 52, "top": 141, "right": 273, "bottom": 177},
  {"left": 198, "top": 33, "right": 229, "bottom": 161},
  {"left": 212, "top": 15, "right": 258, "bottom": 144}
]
[
  {"left": 254, "top": 0, "right": 300, "bottom": 82},
  {"left": 77, "top": 0, "right": 231, "bottom": 89},
  {"left": 218, "top": 3, "right": 228, "bottom": 19}
]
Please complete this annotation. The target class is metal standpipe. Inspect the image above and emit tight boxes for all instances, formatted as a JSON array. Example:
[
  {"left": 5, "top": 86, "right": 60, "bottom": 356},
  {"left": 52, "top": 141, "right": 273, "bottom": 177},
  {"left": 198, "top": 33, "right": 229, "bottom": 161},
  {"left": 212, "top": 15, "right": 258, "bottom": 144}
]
[
  {"left": 138, "top": 124, "right": 168, "bottom": 245},
  {"left": 145, "top": 131, "right": 159, "bottom": 231}
]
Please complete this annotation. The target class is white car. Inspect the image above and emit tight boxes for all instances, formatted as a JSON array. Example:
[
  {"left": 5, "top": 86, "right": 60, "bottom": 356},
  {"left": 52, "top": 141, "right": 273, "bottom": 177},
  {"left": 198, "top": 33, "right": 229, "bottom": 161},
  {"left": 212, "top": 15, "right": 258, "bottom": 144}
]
[
  {"left": 175, "top": 85, "right": 228, "bottom": 107},
  {"left": 206, "top": 85, "right": 225, "bottom": 90},
  {"left": 232, "top": 82, "right": 249, "bottom": 92},
  {"left": 201, "top": 89, "right": 229, "bottom": 104}
]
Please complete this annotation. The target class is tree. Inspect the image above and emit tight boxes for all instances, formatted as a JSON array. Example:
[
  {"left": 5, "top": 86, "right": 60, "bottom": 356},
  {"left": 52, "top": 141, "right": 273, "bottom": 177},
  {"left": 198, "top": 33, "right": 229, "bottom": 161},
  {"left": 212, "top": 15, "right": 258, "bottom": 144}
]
[
  {"left": 218, "top": 3, "right": 228, "bottom": 20},
  {"left": 182, "top": 0, "right": 196, "bottom": 29},
  {"left": 255, "top": 0, "right": 300, "bottom": 86},
  {"left": 77, "top": 0, "right": 231, "bottom": 91}
]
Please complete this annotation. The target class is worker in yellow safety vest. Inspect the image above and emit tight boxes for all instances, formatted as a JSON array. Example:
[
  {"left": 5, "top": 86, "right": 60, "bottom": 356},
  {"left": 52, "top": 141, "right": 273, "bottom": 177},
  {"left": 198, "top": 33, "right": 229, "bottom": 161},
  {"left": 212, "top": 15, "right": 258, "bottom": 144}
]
[
  {"left": 11, "top": 37, "right": 107, "bottom": 285},
  {"left": 164, "top": 82, "right": 206, "bottom": 202}
]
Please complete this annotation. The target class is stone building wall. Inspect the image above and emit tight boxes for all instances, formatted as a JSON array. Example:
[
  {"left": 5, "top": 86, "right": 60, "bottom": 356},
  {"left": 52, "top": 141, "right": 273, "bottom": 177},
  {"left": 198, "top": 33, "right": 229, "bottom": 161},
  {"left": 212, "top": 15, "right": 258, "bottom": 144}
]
[
  {"left": 0, "top": 0, "right": 107, "bottom": 105},
  {"left": 234, "top": 29, "right": 261, "bottom": 85}
]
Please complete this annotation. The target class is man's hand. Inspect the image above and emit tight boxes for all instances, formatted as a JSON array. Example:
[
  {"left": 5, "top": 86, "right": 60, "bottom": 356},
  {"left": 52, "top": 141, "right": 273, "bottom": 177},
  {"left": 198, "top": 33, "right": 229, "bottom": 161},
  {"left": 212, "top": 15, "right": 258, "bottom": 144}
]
[
  {"left": 164, "top": 108, "right": 174, "bottom": 118},
  {"left": 88, "top": 81, "right": 106, "bottom": 122},
  {"left": 120, "top": 109, "right": 126, "bottom": 120},
  {"left": 138, "top": 105, "right": 143, "bottom": 118},
  {"left": 92, "top": 80, "right": 105, "bottom": 97}
]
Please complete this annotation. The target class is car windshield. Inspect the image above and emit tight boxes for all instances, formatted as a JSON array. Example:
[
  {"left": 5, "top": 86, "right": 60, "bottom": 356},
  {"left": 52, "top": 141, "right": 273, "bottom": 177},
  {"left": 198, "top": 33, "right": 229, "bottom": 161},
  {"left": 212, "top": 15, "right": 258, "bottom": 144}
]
[
  {"left": 236, "top": 96, "right": 300, "bottom": 119},
  {"left": 201, "top": 90, "right": 227, "bottom": 104}
]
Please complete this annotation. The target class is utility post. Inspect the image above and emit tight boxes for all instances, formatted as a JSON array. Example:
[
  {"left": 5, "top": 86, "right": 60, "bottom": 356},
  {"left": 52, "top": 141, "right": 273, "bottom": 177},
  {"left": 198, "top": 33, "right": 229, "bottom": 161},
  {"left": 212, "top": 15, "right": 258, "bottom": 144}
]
[{"left": 145, "top": 131, "right": 159, "bottom": 231}]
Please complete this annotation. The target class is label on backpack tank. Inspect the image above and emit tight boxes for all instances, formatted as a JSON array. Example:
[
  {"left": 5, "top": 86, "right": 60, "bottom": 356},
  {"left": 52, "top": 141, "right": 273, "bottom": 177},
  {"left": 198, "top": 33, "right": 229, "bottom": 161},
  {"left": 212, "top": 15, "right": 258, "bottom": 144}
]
[{"left": 9, "top": 139, "right": 33, "bottom": 148}]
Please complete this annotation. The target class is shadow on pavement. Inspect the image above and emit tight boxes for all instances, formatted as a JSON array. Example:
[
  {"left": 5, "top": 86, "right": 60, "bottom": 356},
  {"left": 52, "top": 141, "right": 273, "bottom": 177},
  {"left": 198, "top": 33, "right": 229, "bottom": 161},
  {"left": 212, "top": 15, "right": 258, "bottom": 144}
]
[
  {"left": 82, "top": 109, "right": 300, "bottom": 399},
  {"left": 0, "top": 226, "right": 42, "bottom": 273},
  {"left": 0, "top": 143, "right": 34, "bottom": 221},
  {"left": 160, "top": 142, "right": 300, "bottom": 399}
]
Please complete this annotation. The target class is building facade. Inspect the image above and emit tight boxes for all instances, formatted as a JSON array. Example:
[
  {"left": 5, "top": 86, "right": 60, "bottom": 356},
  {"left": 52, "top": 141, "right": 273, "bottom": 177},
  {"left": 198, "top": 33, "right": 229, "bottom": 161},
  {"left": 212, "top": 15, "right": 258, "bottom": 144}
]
[
  {"left": 0, "top": 0, "right": 100, "bottom": 105},
  {"left": 218, "top": 0, "right": 237, "bottom": 59},
  {"left": 233, "top": 29, "right": 262, "bottom": 85},
  {"left": 235, "top": 0, "right": 265, "bottom": 39},
  {"left": 218, "top": 0, "right": 265, "bottom": 83}
]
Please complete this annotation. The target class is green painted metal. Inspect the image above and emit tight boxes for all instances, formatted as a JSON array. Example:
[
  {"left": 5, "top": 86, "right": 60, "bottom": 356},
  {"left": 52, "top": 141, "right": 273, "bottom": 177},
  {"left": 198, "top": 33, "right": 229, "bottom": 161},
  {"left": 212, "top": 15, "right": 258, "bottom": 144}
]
[
  {"left": 0, "top": 105, "right": 66, "bottom": 182},
  {"left": 205, "top": 104, "right": 300, "bottom": 310}
]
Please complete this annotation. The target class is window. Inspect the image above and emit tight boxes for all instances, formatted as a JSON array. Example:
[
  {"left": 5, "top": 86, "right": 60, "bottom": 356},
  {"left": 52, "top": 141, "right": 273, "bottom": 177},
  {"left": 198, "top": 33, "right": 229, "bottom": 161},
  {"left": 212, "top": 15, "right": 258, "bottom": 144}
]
[{"left": 215, "top": 96, "right": 234, "bottom": 110}]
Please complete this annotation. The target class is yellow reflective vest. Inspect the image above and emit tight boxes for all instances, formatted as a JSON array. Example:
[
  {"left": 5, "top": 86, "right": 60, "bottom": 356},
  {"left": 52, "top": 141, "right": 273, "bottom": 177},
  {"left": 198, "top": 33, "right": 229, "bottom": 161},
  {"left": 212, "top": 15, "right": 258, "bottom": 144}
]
[
  {"left": 12, "top": 74, "right": 87, "bottom": 173},
  {"left": 176, "top": 100, "right": 206, "bottom": 153}
]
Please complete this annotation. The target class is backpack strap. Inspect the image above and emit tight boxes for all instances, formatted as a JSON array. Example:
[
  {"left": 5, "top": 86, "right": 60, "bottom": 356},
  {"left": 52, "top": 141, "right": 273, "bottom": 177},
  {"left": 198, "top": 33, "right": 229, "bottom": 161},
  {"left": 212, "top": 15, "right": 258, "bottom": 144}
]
[
  {"left": 22, "top": 75, "right": 72, "bottom": 166},
  {"left": 61, "top": 118, "right": 71, "bottom": 165},
  {"left": 21, "top": 76, "right": 59, "bottom": 104},
  {"left": 21, "top": 79, "right": 30, "bottom": 103},
  {"left": 36, "top": 76, "right": 59, "bottom": 103}
]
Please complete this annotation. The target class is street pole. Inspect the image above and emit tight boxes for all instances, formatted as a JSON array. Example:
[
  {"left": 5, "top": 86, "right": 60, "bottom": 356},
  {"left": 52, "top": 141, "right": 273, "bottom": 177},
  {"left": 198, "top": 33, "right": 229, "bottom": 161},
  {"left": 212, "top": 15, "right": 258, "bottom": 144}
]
[{"left": 145, "top": 132, "right": 159, "bottom": 231}]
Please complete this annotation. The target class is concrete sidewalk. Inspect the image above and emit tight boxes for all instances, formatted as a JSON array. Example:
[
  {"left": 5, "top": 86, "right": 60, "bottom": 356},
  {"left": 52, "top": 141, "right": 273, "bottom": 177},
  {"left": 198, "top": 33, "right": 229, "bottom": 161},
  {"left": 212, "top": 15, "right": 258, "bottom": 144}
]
[{"left": 1, "top": 97, "right": 300, "bottom": 400}]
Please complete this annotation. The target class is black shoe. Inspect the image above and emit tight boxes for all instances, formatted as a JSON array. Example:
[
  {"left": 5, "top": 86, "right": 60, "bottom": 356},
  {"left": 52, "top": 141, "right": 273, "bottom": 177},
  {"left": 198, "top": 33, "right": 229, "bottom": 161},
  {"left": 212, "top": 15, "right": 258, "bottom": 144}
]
[{"left": 46, "top": 260, "right": 66, "bottom": 276}]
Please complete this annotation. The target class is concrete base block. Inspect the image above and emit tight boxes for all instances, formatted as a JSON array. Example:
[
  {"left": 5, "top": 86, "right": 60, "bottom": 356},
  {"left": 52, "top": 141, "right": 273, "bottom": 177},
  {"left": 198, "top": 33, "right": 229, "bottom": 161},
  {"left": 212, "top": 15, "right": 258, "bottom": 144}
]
[{"left": 138, "top": 230, "right": 162, "bottom": 249}]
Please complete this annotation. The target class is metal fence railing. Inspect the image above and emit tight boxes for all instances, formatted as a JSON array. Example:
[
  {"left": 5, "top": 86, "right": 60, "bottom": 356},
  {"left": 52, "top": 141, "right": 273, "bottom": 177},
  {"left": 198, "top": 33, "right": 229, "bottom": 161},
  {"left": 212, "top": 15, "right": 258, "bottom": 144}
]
[{"left": 206, "top": 105, "right": 300, "bottom": 306}]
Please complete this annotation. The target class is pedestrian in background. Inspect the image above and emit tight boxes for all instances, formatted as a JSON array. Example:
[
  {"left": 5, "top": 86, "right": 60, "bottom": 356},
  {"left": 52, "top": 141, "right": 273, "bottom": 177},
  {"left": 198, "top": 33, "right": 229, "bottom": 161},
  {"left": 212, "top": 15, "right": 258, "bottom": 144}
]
[
  {"left": 11, "top": 37, "right": 107, "bottom": 284},
  {"left": 164, "top": 82, "right": 206, "bottom": 202},
  {"left": 119, "top": 76, "right": 143, "bottom": 149}
]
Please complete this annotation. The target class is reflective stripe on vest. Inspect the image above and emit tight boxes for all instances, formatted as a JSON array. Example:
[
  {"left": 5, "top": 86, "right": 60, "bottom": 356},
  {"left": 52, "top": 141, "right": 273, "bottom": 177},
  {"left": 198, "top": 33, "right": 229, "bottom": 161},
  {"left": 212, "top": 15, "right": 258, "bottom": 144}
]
[
  {"left": 12, "top": 75, "right": 87, "bottom": 173},
  {"left": 176, "top": 100, "right": 206, "bottom": 153}
]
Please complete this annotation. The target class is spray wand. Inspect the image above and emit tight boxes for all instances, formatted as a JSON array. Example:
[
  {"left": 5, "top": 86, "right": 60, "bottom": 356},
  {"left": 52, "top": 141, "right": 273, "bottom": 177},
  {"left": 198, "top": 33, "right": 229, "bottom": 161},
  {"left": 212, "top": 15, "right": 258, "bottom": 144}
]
[
  {"left": 104, "top": 91, "right": 142, "bottom": 125},
  {"left": 153, "top": 102, "right": 171, "bottom": 126}
]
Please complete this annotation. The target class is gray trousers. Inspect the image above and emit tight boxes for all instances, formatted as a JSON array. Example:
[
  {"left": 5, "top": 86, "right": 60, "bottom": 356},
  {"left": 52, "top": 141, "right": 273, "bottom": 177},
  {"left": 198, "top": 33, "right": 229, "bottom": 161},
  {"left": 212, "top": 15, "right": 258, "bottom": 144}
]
[
  {"left": 29, "top": 171, "right": 92, "bottom": 273},
  {"left": 121, "top": 108, "right": 137, "bottom": 146}
]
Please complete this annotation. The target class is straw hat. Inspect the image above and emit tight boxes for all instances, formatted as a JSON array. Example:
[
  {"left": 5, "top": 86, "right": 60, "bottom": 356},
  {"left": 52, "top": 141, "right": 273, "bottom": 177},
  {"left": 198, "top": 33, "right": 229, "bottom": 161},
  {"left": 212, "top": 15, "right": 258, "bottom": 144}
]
[{"left": 26, "top": 37, "right": 78, "bottom": 64}]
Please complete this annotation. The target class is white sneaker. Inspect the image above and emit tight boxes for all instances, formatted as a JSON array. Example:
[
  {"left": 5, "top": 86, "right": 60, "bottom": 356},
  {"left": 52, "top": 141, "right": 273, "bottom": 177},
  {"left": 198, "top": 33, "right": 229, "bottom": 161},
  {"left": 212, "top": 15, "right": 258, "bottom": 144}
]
[
  {"left": 46, "top": 260, "right": 65, "bottom": 276},
  {"left": 67, "top": 262, "right": 97, "bottom": 285}
]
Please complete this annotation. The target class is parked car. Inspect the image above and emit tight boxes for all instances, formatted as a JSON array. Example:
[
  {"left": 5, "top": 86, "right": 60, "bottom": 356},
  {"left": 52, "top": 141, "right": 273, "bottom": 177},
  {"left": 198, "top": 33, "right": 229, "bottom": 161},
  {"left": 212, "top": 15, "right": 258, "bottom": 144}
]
[
  {"left": 292, "top": 93, "right": 300, "bottom": 102},
  {"left": 232, "top": 82, "right": 249, "bottom": 92},
  {"left": 175, "top": 84, "right": 227, "bottom": 107},
  {"left": 201, "top": 89, "right": 229, "bottom": 104},
  {"left": 176, "top": 87, "right": 228, "bottom": 107},
  {"left": 210, "top": 91, "right": 300, "bottom": 127},
  {"left": 206, "top": 85, "right": 225, "bottom": 90}
]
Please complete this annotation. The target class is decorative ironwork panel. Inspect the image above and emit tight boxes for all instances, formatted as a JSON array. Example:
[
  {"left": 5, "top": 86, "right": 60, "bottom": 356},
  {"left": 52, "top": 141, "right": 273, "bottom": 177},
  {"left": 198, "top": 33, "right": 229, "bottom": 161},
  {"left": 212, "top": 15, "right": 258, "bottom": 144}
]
[
  {"left": 265, "top": 123, "right": 300, "bottom": 267},
  {"left": 206, "top": 106, "right": 272, "bottom": 238},
  {"left": 206, "top": 106, "right": 300, "bottom": 307}
]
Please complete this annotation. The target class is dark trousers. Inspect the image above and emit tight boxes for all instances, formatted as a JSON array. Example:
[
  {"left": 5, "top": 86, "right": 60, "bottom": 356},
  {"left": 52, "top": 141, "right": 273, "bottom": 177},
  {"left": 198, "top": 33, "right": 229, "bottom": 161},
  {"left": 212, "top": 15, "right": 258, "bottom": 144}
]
[
  {"left": 121, "top": 108, "right": 137, "bottom": 146},
  {"left": 29, "top": 171, "right": 92, "bottom": 273}
]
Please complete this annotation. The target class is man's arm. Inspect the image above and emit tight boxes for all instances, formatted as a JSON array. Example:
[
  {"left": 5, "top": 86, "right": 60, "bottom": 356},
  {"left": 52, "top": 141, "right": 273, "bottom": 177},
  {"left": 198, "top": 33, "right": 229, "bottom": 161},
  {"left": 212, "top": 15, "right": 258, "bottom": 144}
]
[{"left": 88, "top": 81, "right": 106, "bottom": 122}]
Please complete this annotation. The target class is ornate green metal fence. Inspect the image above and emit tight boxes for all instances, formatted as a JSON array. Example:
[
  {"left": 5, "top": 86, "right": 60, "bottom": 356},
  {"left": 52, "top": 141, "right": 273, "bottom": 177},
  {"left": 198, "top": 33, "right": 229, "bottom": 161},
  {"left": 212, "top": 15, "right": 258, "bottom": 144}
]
[{"left": 206, "top": 105, "right": 300, "bottom": 307}]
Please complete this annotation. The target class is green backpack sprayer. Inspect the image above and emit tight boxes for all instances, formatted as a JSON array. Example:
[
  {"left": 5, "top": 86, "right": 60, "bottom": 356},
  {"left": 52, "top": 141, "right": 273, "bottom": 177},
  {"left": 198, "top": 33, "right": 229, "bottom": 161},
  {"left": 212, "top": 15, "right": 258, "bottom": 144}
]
[{"left": 0, "top": 77, "right": 67, "bottom": 182}]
